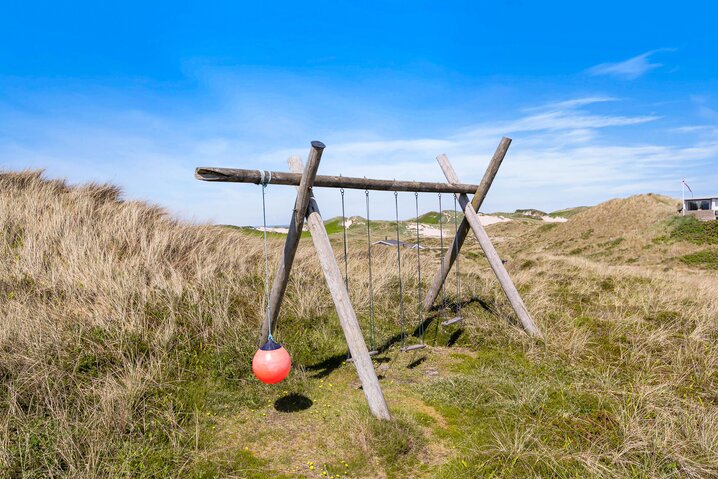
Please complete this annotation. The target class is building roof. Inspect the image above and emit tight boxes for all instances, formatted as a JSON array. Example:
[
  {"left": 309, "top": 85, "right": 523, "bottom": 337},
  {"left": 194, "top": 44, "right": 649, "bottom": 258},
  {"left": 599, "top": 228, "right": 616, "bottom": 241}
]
[{"left": 684, "top": 196, "right": 718, "bottom": 201}]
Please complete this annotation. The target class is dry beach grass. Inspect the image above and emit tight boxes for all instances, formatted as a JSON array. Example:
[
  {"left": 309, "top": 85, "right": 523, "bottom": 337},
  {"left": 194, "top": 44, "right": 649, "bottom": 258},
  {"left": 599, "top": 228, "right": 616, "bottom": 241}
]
[{"left": 1, "top": 171, "right": 718, "bottom": 478}]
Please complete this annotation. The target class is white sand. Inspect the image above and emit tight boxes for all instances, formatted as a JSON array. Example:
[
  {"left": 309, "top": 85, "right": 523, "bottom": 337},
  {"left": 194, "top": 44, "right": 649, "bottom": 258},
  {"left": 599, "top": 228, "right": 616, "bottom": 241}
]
[
  {"left": 480, "top": 215, "right": 513, "bottom": 226},
  {"left": 255, "top": 227, "right": 289, "bottom": 234},
  {"left": 408, "top": 215, "right": 511, "bottom": 238},
  {"left": 540, "top": 216, "right": 568, "bottom": 223},
  {"left": 255, "top": 225, "right": 308, "bottom": 234}
]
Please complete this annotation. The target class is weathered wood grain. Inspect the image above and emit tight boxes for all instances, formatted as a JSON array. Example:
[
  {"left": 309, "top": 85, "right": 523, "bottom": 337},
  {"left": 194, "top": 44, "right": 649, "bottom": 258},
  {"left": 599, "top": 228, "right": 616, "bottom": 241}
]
[
  {"left": 289, "top": 157, "right": 392, "bottom": 420},
  {"left": 260, "top": 141, "right": 324, "bottom": 342},
  {"left": 422, "top": 138, "right": 511, "bottom": 311},
  {"left": 437, "top": 155, "right": 543, "bottom": 339},
  {"left": 196, "top": 166, "right": 481, "bottom": 194}
]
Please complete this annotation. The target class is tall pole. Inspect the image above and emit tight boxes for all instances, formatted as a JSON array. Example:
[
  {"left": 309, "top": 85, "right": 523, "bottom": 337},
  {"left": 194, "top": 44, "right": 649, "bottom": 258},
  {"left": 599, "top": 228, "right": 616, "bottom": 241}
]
[
  {"left": 682, "top": 180, "right": 685, "bottom": 216},
  {"left": 261, "top": 142, "right": 324, "bottom": 343},
  {"left": 437, "top": 155, "right": 543, "bottom": 338},
  {"left": 288, "top": 157, "right": 391, "bottom": 420},
  {"left": 423, "top": 138, "right": 512, "bottom": 311}
]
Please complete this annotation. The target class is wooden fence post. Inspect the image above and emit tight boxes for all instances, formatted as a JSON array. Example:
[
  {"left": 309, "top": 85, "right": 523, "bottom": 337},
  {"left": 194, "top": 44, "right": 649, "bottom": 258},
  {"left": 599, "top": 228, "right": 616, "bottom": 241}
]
[
  {"left": 436, "top": 155, "right": 543, "bottom": 339},
  {"left": 289, "top": 157, "right": 392, "bottom": 420},
  {"left": 423, "top": 138, "right": 511, "bottom": 311},
  {"left": 260, "top": 142, "right": 324, "bottom": 343}
]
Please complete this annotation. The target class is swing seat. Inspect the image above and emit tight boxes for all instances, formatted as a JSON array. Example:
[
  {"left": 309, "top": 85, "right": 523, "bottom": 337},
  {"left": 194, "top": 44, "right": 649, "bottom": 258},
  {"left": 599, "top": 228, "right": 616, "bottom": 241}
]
[
  {"left": 346, "top": 350, "right": 378, "bottom": 363},
  {"left": 400, "top": 344, "right": 426, "bottom": 352},
  {"left": 441, "top": 316, "right": 464, "bottom": 326}
]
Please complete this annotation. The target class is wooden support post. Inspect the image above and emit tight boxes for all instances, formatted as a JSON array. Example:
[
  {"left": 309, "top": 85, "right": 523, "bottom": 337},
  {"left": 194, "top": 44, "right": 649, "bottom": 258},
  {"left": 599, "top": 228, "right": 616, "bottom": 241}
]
[
  {"left": 437, "top": 156, "right": 543, "bottom": 339},
  {"left": 423, "top": 138, "right": 511, "bottom": 311},
  {"left": 288, "top": 157, "right": 392, "bottom": 420},
  {"left": 260, "top": 142, "right": 325, "bottom": 343}
]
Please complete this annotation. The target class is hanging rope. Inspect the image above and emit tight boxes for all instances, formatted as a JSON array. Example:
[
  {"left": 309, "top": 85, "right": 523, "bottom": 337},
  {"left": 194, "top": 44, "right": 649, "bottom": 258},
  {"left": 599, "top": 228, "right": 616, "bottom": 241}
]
[
  {"left": 260, "top": 177, "right": 273, "bottom": 342},
  {"left": 438, "top": 194, "right": 447, "bottom": 312},
  {"left": 415, "top": 192, "right": 424, "bottom": 342},
  {"left": 340, "top": 188, "right": 349, "bottom": 289},
  {"left": 365, "top": 190, "right": 376, "bottom": 351},
  {"left": 453, "top": 195, "right": 462, "bottom": 315},
  {"left": 394, "top": 191, "right": 405, "bottom": 347}
]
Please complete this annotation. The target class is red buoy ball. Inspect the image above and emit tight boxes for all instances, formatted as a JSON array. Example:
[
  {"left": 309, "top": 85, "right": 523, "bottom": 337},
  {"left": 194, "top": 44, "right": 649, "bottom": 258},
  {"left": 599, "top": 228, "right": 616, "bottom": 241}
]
[{"left": 252, "top": 338, "right": 291, "bottom": 384}]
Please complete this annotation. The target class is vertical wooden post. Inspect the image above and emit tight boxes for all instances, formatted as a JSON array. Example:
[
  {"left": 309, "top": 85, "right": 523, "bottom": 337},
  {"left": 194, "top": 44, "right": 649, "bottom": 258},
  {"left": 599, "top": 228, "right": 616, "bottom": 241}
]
[
  {"left": 437, "top": 156, "right": 543, "bottom": 339},
  {"left": 261, "top": 142, "right": 325, "bottom": 343},
  {"left": 423, "top": 138, "right": 511, "bottom": 311},
  {"left": 289, "top": 157, "right": 392, "bottom": 420}
]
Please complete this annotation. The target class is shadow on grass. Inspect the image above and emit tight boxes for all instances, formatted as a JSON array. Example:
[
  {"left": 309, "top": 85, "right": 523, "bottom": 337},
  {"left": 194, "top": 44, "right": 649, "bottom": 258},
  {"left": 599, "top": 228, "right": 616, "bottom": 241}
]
[
  {"left": 305, "top": 296, "right": 492, "bottom": 377},
  {"left": 406, "top": 356, "right": 427, "bottom": 369},
  {"left": 447, "top": 329, "right": 463, "bottom": 347},
  {"left": 274, "top": 393, "right": 313, "bottom": 412},
  {"left": 305, "top": 355, "right": 346, "bottom": 379},
  {"left": 429, "top": 296, "right": 494, "bottom": 315}
]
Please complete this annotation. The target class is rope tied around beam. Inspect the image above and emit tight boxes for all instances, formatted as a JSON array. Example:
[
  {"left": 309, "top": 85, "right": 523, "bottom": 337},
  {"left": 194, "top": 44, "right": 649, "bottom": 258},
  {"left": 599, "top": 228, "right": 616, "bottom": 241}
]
[{"left": 258, "top": 169, "right": 272, "bottom": 186}]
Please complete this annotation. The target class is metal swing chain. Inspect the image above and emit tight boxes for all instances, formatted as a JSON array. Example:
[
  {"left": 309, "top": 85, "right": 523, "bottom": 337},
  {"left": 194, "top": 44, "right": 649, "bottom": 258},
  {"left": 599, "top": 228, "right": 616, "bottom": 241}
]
[
  {"left": 260, "top": 176, "right": 273, "bottom": 342},
  {"left": 438, "top": 193, "right": 447, "bottom": 312},
  {"left": 340, "top": 188, "right": 349, "bottom": 289},
  {"left": 453, "top": 195, "right": 462, "bottom": 315},
  {"left": 394, "top": 191, "right": 405, "bottom": 347},
  {"left": 415, "top": 192, "right": 424, "bottom": 341},
  {"left": 365, "top": 190, "right": 375, "bottom": 351}
]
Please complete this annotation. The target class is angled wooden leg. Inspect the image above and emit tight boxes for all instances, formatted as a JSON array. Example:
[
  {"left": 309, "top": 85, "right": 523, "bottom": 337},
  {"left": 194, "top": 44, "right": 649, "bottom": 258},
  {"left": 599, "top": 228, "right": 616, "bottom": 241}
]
[
  {"left": 289, "top": 157, "right": 392, "bottom": 420},
  {"left": 423, "top": 138, "right": 512, "bottom": 311},
  {"left": 436, "top": 156, "right": 543, "bottom": 339},
  {"left": 260, "top": 142, "right": 324, "bottom": 343}
]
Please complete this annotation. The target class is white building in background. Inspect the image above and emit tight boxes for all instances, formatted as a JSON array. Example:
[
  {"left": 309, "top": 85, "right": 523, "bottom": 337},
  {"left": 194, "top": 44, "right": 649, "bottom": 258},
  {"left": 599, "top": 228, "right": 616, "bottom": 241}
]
[{"left": 683, "top": 195, "right": 718, "bottom": 221}]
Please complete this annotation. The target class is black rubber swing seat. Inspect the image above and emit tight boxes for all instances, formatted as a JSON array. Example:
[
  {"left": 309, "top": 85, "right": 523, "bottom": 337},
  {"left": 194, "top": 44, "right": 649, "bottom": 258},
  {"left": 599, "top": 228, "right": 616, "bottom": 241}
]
[
  {"left": 346, "top": 350, "right": 379, "bottom": 363},
  {"left": 441, "top": 316, "right": 464, "bottom": 326},
  {"left": 400, "top": 344, "right": 427, "bottom": 352}
]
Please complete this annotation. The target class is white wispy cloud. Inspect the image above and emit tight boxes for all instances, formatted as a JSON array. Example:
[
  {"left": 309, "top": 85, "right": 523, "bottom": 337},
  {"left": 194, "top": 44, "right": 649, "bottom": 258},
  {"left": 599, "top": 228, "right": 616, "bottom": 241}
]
[
  {"left": 525, "top": 96, "right": 618, "bottom": 110},
  {"left": 2, "top": 92, "right": 715, "bottom": 225},
  {"left": 587, "top": 49, "right": 675, "bottom": 80}
]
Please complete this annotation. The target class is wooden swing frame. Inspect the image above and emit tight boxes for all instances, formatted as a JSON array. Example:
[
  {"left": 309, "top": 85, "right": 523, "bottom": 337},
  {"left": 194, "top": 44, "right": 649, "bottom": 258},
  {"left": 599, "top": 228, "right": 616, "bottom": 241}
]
[{"left": 195, "top": 137, "right": 542, "bottom": 420}]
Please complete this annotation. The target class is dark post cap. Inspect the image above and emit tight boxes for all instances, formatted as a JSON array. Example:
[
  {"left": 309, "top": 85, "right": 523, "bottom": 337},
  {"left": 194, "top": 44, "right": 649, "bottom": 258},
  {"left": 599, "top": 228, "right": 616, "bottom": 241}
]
[{"left": 259, "top": 338, "right": 283, "bottom": 351}]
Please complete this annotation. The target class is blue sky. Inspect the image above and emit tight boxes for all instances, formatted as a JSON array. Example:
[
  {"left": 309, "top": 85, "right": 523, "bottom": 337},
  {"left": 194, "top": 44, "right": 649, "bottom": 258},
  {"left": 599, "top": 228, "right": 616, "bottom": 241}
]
[{"left": 1, "top": 1, "right": 717, "bottom": 225}]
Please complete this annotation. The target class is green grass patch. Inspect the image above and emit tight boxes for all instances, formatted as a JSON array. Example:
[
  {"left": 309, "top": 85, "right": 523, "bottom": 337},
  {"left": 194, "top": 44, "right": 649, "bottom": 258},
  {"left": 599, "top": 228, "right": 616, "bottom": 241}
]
[
  {"left": 537, "top": 223, "right": 558, "bottom": 233},
  {"left": 323, "top": 217, "right": 346, "bottom": 235},
  {"left": 548, "top": 206, "right": 589, "bottom": 218},
  {"left": 186, "top": 449, "right": 283, "bottom": 479},
  {"left": 568, "top": 246, "right": 589, "bottom": 255},
  {"left": 515, "top": 208, "right": 548, "bottom": 217},
  {"left": 420, "top": 346, "right": 620, "bottom": 478},
  {"left": 218, "top": 224, "right": 301, "bottom": 239},
  {"left": 368, "top": 416, "right": 425, "bottom": 472},
  {"left": 415, "top": 210, "right": 463, "bottom": 225},
  {"left": 416, "top": 211, "right": 443, "bottom": 224},
  {"left": 599, "top": 237, "right": 625, "bottom": 249},
  {"left": 667, "top": 216, "right": 718, "bottom": 244},
  {"left": 679, "top": 249, "right": 718, "bottom": 270}
]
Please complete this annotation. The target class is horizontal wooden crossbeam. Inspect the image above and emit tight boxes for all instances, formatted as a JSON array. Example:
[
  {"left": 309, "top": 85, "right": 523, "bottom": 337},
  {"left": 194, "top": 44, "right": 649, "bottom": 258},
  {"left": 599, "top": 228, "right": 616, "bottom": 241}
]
[{"left": 195, "top": 167, "right": 480, "bottom": 194}]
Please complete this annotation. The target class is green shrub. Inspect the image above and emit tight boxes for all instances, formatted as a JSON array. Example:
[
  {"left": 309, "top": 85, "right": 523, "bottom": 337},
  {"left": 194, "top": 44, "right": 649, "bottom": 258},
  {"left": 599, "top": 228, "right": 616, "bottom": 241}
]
[
  {"left": 580, "top": 229, "right": 594, "bottom": 240},
  {"left": 602, "top": 237, "right": 625, "bottom": 249},
  {"left": 669, "top": 216, "right": 718, "bottom": 244},
  {"left": 537, "top": 223, "right": 558, "bottom": 233},
  {"left": 679, "top": 249, "right": 718, "bottom": 269}
]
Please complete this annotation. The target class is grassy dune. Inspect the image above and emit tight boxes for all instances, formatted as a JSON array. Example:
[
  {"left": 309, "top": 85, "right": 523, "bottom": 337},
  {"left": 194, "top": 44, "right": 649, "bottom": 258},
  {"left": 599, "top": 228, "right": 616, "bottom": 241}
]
[{"left": 2, "top": 172, "right": 718, "bottom": 478}]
